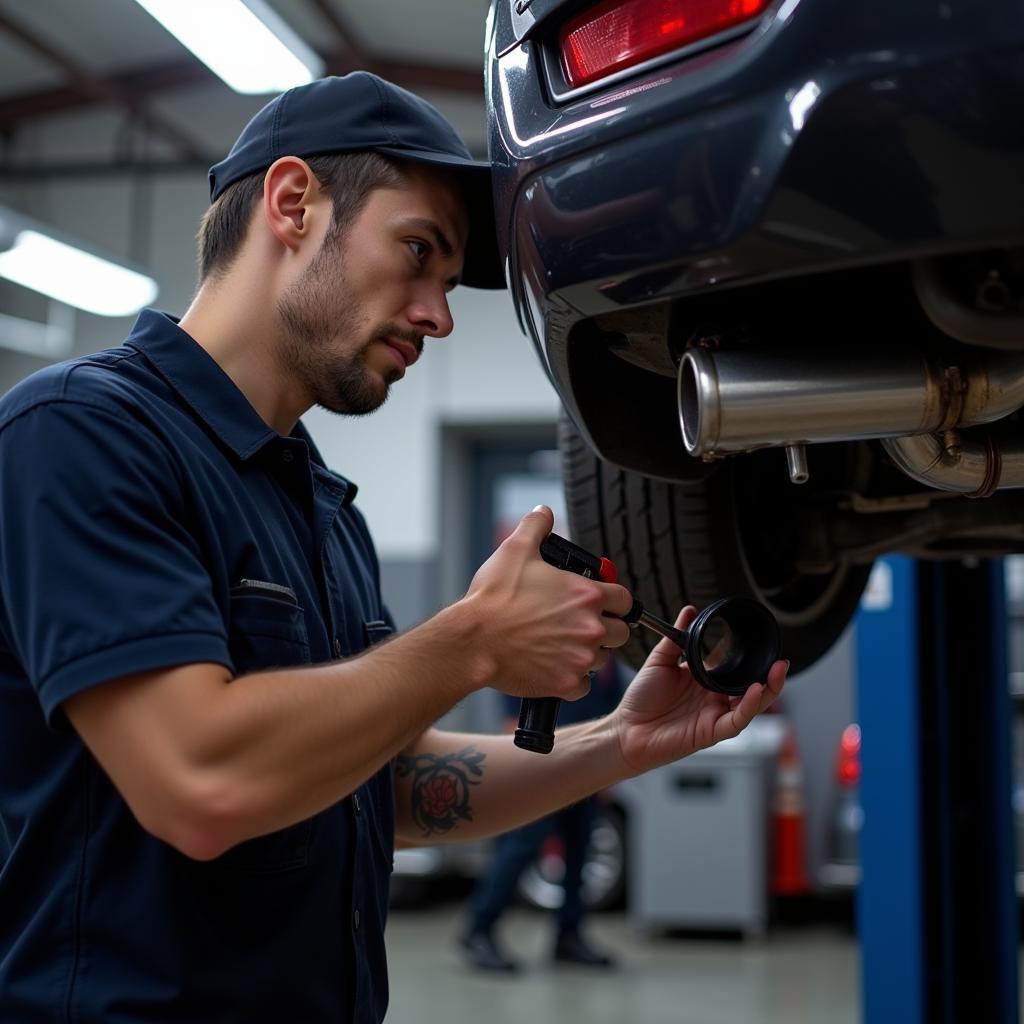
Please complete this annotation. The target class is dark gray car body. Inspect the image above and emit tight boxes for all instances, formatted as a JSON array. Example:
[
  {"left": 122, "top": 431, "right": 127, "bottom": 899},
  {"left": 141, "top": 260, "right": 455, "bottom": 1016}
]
[
  {"left": 486, "top": 0, "right": 1024, "bottom": 672},
  {"left": 488, "top": 0, "right": 1024, "bottom": 476}
]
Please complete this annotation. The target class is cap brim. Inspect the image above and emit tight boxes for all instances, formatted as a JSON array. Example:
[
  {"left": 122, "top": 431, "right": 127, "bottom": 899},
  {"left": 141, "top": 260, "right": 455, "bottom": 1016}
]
[{"left": 377, "top": 148, "right": 505, "bottom": 290}]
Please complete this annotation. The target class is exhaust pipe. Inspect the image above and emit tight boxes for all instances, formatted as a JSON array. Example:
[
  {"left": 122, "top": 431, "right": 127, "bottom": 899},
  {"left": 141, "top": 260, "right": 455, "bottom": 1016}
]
[
  {"left": 880, "top": 433, "right": 1024, "bottom": 496},
  {"left": 678, "top": 346, "right": 1024, "bottom": 493}
]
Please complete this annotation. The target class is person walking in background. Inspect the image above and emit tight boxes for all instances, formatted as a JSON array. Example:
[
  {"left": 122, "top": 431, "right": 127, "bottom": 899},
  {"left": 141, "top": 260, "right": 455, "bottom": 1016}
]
[{"left": 460, "top": 656, "right": 626, "bottom": 972}]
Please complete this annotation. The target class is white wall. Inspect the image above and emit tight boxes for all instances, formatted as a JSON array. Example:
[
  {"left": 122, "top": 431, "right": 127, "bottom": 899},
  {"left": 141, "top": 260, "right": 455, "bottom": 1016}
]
[{"left": 305, "top": 288, "right": 559, "bottom": 559}]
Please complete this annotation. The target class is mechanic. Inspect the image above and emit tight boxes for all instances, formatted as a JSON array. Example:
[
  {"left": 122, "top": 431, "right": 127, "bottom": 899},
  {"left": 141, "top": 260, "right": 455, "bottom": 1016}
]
[{"left": 0, "top": 72, "right": 787, "bottom": 1023}]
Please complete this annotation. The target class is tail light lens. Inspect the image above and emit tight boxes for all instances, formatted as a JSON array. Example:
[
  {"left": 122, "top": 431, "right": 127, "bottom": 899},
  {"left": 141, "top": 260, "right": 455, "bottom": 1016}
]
[
  {"left": 560, "top": 0, "right": 772, "bottom": 89},
  {"left": 836, "top": 724, "right": 861, "bottom": 788}
]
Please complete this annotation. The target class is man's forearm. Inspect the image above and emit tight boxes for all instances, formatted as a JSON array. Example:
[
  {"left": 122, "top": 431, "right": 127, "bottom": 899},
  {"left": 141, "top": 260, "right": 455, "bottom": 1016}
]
[
  {"left": 198, "top": 613, "right": 492, "bottom": 837},
  {"left": 393, "top": 722, "right": 630, "bottom": 846},
  {"left": 67, "top": 509, "right": 633, "bottom": 860},
  {"left": 66, "top": 603, "right": 493, "bottom": 860}
]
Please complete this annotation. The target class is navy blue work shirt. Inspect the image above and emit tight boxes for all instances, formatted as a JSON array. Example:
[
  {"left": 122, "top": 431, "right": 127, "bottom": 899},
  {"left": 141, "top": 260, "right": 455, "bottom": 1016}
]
[{"left": 0, "top": 310, "right": 397, "bottom": 1023}]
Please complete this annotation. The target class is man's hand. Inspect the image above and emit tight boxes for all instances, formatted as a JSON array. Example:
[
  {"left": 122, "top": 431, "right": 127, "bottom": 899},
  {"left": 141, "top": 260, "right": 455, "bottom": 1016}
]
[
  {"left": 462, "top": 506, "right": 633, "bottom": 700},
  {"left": 612, "top": 606, "right": 787, "bottom": 775}
]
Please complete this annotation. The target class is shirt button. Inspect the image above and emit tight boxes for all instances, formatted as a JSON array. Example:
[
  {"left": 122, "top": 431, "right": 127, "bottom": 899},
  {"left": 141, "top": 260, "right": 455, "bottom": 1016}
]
[
  {"left": 333, "top": 637, "right": 342, "bottom": 658},
  {"left": 281, "top": 449, "right": 294, "bottom": 463},
  {"left": 353, "top": 793, "right": 361, "bottom": 813},
  {"left": 353, "top": 909, "right": 360, "bottom": 931}
]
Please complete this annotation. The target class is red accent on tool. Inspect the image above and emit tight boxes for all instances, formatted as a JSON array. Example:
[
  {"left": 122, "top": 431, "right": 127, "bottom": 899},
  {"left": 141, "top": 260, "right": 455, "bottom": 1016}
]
[{"left": 598, "top": 557, "right": 617, "bottom": 583}]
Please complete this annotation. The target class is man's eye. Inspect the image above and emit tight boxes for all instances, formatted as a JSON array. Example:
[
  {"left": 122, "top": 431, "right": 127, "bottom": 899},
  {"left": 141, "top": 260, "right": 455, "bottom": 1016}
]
[{"left": 407, "top": 240, "right": 429, "bottom": 261}]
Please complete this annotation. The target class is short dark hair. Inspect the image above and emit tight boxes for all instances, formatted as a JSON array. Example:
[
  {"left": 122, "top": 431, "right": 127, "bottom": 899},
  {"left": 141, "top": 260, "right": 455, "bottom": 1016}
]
[{"left": 196, "top": 151, "right": 406, "bottom": 282}]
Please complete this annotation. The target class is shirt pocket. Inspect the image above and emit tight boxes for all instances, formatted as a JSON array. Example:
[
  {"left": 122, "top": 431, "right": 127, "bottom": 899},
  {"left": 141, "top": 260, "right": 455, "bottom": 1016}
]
[
  {"left": 228, "top": 584, "right": 311, "bottom": 675},
  {"left": 362, "top": 619, "right": 394, "bottom": 649},
  {"left": 217, "top": 585, "right": 314, "bottom": 873}
]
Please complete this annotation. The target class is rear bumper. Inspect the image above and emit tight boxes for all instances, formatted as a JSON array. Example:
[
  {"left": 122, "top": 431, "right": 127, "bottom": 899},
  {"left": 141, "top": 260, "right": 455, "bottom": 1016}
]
[{"left": 487, "top": 0, "right": 1024, "bottom": 459}]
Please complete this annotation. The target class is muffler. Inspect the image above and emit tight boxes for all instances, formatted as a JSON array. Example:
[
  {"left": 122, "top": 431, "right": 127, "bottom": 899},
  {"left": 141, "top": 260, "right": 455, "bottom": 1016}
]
[
  {"left": 679, "top": 347, "right": 1024, "bottom": 454},
  {"left": 678, "top": 346, "right": 1024, "bottom": 493}
]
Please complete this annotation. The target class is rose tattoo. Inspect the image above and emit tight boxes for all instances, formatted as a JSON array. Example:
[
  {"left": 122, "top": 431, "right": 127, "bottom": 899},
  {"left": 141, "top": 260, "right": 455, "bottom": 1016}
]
[{"left": 396, "top": 746, "right": 486, "bottom": 837}]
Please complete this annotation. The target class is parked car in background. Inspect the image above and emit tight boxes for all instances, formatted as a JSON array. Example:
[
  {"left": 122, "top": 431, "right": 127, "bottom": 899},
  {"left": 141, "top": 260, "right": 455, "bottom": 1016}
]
[
  {"left": 820, "top": 716, "right": 1024, "bottom": 897},
  {"left": 819, "top": 724, "right": 863, "bottom": 892},
  {"left": 485, "top": 0, "right": 1024, "bottom": 674},
  {"left": 513, "top": 800, "right": 627, "bottom": 911},
  {"left": 817, "top": 561, "right": 1024, "bottom": 894},
  {"left": 391, "top": 797, "right": 627, "bottom": 911}
]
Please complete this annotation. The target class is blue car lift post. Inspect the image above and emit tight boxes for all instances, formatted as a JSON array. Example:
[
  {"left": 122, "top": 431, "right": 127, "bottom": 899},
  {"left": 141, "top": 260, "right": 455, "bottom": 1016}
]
[{"left": 856, "top": 557, "right": 1019, "bottom": 1023}]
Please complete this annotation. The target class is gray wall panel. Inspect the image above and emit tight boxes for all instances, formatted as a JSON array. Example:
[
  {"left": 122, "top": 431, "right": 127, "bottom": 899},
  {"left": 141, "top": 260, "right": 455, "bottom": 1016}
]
[{"left": 379, "top": 557, "right": 439, "bottom": 632}]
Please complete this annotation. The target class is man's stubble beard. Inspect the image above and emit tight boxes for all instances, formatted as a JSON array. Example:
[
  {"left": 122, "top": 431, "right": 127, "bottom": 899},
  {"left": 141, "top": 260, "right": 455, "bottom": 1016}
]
[{"left": 276, "top": 233, "right": 400, "bottom": 417}]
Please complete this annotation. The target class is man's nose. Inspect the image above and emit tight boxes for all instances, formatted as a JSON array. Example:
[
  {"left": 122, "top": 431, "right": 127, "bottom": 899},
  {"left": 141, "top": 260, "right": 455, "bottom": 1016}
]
[{"left": 408, "top": 287, "right": 454, "bottom": 339}]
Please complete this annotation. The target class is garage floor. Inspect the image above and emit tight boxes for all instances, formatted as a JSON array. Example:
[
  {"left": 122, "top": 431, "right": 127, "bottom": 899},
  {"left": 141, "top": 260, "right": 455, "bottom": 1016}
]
[{"left": 386, "top": 904, "right": 859, "bottom": 1024}]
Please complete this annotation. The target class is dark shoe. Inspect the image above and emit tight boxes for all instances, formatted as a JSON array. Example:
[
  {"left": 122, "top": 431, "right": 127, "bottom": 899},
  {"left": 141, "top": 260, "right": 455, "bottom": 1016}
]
[
  {"left": 458, "top": 930, "right": 521, "bottom": 973},
  {"left": 553, "top": 931, "right": 617, "bottom": 968}
]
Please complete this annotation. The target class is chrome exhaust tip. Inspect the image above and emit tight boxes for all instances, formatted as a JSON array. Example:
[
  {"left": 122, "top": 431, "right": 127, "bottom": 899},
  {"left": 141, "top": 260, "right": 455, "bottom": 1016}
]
[{"left": 678, "top": 348, "right": 719, "bottom": 456}]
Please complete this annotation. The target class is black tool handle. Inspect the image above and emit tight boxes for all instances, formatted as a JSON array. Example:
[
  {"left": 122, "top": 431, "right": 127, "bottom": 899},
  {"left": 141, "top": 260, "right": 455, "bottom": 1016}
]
[
  {"left": 513, "top": 696, "right": 562, "bottom": 754},
  {"left": 538, "top": 533, "right": 604, "bottom": 577},
  {"left": 514, "top": 533, "right": 608, "bottom": 754}
]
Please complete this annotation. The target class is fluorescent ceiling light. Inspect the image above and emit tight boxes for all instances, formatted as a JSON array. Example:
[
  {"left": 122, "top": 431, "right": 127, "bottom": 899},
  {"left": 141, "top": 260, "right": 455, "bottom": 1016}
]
[
  {"left": 0, "top": 230, "right": 159, "bottom": 318},
  {"left": 134, "top": 0, "right": 325, "bottom": 94}
]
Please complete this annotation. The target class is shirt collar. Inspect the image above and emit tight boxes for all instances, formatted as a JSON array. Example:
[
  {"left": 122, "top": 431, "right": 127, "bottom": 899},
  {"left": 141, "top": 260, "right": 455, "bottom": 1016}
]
[{"left": 123, "top": 309, "right": 358, "bottom": 502}]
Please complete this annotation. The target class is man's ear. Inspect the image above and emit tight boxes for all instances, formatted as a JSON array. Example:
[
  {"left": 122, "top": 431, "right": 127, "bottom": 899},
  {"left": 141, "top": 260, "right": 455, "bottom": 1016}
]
[{"left": 262, "top": 157, "right": 324, "bottom": 253}]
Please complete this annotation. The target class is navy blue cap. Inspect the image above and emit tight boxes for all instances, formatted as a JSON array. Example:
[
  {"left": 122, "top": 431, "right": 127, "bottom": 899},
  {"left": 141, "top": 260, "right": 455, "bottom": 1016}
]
[{"left": 208, "top": 72, "right": 503, "bottom": 289}]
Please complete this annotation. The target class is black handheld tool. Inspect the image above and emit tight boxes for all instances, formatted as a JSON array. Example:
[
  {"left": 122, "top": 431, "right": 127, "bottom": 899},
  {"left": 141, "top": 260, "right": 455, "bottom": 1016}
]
[{"left": 513, "top": 533, "right": 782, "bottom": 754}]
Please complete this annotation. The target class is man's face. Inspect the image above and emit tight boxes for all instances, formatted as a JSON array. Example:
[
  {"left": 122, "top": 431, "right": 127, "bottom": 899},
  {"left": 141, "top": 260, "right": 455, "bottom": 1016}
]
[{"left": 276, "top": 164, "right": 467, "bottom": 416}]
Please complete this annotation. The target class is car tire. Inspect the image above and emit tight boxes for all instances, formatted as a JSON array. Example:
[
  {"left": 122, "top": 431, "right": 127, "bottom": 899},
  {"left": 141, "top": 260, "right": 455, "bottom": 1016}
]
[
  {"left": 559, "top": 413, "right": 872, "bottom": 674},
  {"left": 516, "top": 804, "right": 627, "bottom": 913}
]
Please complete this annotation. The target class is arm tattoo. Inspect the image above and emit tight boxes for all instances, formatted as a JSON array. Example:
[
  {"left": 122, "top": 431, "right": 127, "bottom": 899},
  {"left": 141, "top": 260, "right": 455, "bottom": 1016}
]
[{"left": 396, "top": 746, "right": 486, "bottom": 838}]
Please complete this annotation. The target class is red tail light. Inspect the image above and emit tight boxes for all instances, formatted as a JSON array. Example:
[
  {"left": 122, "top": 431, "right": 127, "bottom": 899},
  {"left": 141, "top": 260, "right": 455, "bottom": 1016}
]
[
  {"left": 835, "top": 724, "right": 861, "bottom": 788},
  {"left": 560, "top": 0, "right": 772, "bottom": 89}
]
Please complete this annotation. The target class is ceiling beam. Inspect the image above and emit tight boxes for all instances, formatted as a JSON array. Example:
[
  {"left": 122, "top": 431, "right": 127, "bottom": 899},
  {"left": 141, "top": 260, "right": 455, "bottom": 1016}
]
[
  {"left": 305, "top": 0, "right": 483, "bottom": 96},
  {"left": 0, "top": 9, "right": 211, "bottom": 161},
  {"left": 304, "top": 0, "right": 364, "bottom": 64},
  {"left": 0, "top": 56, "right": 483, "bottom": 138},
  {"left": 0, "top": 3, "right": 483, "bottom": 144},
  {"left": 0, "top": 58, "right": 215, "bottom": 128},
  {"left": 0, "top": 157, "right": 210, "bottom": 181}
]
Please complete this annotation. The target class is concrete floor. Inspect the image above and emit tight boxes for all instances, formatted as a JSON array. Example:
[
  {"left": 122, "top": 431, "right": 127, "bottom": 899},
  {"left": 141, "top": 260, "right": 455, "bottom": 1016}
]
[{"left": 385, "top": 903, "right": 859, "bottom": 1024}]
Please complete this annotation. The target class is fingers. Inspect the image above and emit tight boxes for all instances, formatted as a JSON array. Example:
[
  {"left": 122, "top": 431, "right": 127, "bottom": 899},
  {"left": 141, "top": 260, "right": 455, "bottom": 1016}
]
[
  {"left": 715, "top": 658, "right": 788, "bottom": 743},
  {"left": 745, "top": 660, "right": 787, "bottom": 714},
  {"left": 601, "top": 615, "right": 631, "bottom": 649},
  {"left": 510, "top": 504, "right": 555, "bottom": 547},
  {"left": 564, "top": 670, "right": 596, "bottom": 702},
  {"left": 600, "top": 581, "right": 635, "bottom": 619},
  {"left": 763, "top": 658, "right": 788, "bottom": 701},
  {"left": 673, "top": 606, "right": 699, "bottom": 630}
]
